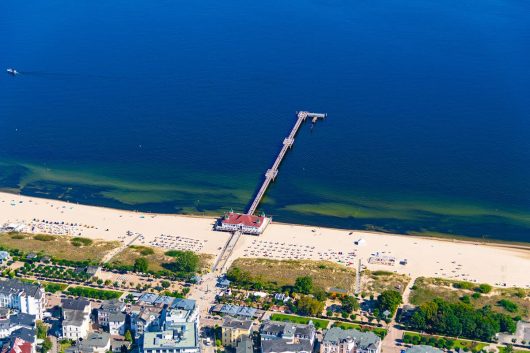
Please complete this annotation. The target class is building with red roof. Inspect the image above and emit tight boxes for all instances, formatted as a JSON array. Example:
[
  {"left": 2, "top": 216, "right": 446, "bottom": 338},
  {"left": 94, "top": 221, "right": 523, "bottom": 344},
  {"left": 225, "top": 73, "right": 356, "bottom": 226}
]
[
  {"left": 216, "top": 211, "right": 271, "bottom": 235},
  {"left": 2, "top": 338, "right": 33, "bottom": 353}
]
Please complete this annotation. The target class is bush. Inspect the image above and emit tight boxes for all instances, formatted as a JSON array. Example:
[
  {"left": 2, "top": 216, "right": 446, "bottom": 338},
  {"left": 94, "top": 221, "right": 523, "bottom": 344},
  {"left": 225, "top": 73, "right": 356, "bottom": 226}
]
[
  {"left": 132, "top": 245, "right": 155, "bottom": 256},
  {"left": 498, "top": 299, "right": 518, "bottom": 313},
  {"left": 460, "top": 295, "right": 471, "bottom": 304},
  {"left": 71, "top": 237, "right": 93, "bottom": 247},
  {"left": 10, "top": 234, "right": 25, "bottom": 239},
  {"left": 476, "top": 284, "right": 492, "bottom": 294},
  {"left": 33, "top": 234, "right": 55, "bottom": 242},
  {"left": 453, "top": 281, "right": 475, "bottom": 290}
]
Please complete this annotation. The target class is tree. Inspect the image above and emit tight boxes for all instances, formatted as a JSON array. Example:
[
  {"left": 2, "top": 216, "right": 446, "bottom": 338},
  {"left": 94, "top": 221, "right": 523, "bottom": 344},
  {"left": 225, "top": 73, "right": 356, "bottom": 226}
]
[
  {"left": 36, "top": 320, "right": 48, "bottom": 339},
  {"left": 41, "top": 338, "right": 52, "bottom": 353},
  {"left": 341, "top": 295, "right": 360, "bottom": 313},
  {"left": 376, "top": 290, "right": 402, "bottom": 317},
  {"left": 312, "top": 287, "right": 327, "bottom": 301},
  {"left": 124, "top": 329, "right": 133, "bottom": 342},
  {"left": 296, "top": 295, "right": 324, "bottom": 316},
  {"left": 134, "top": 257, "right": 149, "bottom": 273},
  {"left": 294, "top": 276, "right": 313, "bottom": 294},
  {"left": 164, "top": 250, "right": 199, "bottom": 274},
  {"left": 161, "top": 280, "right": 171, "bottom": 289}
]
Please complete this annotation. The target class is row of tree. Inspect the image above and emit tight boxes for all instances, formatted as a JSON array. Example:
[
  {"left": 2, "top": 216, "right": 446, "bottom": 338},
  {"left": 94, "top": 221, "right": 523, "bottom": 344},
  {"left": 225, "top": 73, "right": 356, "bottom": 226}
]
[
  {"left": 408, "top": 298, "right": 516, "bottom": 341},
  {"left": 65, "top": 286, "right": 122, "bottom": 300}
]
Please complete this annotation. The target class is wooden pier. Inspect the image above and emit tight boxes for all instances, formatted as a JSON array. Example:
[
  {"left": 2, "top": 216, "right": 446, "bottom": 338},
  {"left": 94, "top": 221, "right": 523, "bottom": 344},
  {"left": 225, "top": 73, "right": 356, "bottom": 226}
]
[{"left": 246, "top": 111, "right": 326, "bottom": 215}]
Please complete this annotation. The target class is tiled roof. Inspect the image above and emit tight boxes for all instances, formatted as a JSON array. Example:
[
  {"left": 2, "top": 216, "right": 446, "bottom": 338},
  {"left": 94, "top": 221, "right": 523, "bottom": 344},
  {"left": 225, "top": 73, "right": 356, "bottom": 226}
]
[
  {"left": 7, "top": 338, "right": 33, "bottom": 353},
  {"left": 222, "top": 213, "right": 265, "bottom": 228}
]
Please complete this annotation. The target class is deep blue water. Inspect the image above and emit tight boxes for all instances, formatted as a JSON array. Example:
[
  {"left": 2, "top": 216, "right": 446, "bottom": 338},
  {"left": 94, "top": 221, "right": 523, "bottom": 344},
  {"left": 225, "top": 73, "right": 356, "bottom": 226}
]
[{"left": 1, "top": 0, "right": 529, "bottom": 242}]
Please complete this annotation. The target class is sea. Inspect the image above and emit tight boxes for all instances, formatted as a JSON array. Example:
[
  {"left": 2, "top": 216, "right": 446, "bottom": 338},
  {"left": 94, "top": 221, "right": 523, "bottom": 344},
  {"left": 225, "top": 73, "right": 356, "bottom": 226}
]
[{"left": 1, "top": 0, "right": 529, "bottom": 242}]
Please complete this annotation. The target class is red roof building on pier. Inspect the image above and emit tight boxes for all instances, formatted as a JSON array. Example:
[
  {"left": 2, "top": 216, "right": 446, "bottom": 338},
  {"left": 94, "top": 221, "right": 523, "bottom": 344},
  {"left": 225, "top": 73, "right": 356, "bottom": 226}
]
[{"left": 216, "top": 211, "right": 270, "bottom": 235}]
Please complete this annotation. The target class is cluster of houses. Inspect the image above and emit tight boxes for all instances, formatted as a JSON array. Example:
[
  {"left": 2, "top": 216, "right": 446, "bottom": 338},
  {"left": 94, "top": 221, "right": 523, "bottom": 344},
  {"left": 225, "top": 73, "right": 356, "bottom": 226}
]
[
  {"left": 58, "top": 293, "right": 201, "bottom": 353},
  {"left": 0, "top": 279, "right": 44, "bottom": 353},
  {"left": 0, "top": 278, "right": 201, "bottom": 353},
  {"left": 0, "top": 277, "right": 447, "bottom": 353},
  {"left": 220, "top": 317, "right": 383, "bottom": 353},
  {"left": 0, "top": 277, "right": 385, "bottom": 353}
]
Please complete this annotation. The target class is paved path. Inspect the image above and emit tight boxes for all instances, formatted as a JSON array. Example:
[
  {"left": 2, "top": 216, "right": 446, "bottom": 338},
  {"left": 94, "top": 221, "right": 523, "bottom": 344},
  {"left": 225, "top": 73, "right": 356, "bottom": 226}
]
[
  {"left": 101, "top": 233, "right": 142, "bottom": 264},
  {"left": 401, "top": 276, "right": 417, "bottom": 306},
  {"left": 382, "top": 277, "right": 416, "bottom": 353},
  {"left": 50, "top": 335, "right": 58, "bottom": 353}
]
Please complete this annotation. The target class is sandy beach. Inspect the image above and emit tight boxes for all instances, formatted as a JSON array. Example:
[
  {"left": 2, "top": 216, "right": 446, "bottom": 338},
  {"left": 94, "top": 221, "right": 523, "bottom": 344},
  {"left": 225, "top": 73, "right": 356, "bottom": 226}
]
[{"left": 0, "top": 192, "right": 528, "bottom": 288}]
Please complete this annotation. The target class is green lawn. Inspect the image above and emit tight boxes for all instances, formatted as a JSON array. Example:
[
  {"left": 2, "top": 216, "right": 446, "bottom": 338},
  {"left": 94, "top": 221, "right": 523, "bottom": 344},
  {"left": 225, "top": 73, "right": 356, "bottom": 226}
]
[
  {"left": 403, "top": 332, "right": 487, "bottom": 352},
  {"left": 18, "top": 278, "right": 68, "bottom": 293},
  {"left": 269, "top": 313, "right": 330, "bottom": 329},
  {"left": 498, "top": 347, "right": 527, "bottom": 353},
  {"left": 332, "top": 321, "right": 387, "bottom": 338},
  {"left": 59, "top": 340, "right": 72, "bottom": 353}
]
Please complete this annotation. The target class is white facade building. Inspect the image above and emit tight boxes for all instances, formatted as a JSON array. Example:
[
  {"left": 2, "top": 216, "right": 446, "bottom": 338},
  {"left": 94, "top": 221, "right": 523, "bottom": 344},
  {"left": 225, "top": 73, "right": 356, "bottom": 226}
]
[
  {"left": 62, "top": 299, "right": 91, "bottom": 340},
  {"left": 320, "top": 328, "right": 381, "bottom": 353},
  {"left": 0, "top": 279, "right": 45, "bottom": 320}
]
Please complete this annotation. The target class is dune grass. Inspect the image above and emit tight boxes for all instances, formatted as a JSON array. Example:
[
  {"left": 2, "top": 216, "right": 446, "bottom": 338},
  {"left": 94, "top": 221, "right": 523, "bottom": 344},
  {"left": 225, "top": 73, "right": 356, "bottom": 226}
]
[
  {"left": 0, "top": 232, "right": 119, "bottom": 263},
  {"left": 229, "top": 258, "right": 356, "bottom": 293}
]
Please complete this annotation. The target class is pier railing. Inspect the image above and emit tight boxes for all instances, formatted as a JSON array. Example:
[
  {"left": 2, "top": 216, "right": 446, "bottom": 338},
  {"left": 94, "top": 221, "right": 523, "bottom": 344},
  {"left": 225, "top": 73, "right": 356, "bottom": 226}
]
[{"left": 246, "top": 111, "right": 326, "bottom": 215}]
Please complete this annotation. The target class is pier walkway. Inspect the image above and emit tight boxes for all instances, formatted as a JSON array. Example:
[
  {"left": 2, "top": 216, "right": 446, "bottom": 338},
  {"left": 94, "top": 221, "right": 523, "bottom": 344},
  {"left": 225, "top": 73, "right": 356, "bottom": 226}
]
[{"left": 246, "top": 111, "right": 326, "bottom": 215}]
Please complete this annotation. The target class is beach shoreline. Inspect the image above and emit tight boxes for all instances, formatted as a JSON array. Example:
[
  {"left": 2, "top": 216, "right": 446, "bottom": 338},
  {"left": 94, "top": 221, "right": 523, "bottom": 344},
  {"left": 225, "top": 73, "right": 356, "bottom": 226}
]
[
  {"left": 2, "top": 190, "right": 528, "bottom": 251},
  {"left": 0, "top": 191, "right": 528, "bottom": 288}
]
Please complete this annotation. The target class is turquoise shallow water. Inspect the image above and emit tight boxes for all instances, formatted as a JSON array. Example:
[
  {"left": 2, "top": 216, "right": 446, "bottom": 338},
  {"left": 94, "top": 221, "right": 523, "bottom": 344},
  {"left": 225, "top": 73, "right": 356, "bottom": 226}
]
[{"left": 1, "top": 0, "right": 529, "bottom": 242}]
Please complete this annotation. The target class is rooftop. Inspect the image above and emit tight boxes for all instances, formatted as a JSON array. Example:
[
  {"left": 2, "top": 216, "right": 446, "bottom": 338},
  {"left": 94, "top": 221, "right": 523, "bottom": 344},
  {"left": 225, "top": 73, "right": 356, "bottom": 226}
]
[
  {"left": 171, "top": 298, "right": 196, "bottom": 311},
  {"left": 322, "top": 327, "right": 380, "bottom": 350},
  {"left": 217, "top": 304, "right": 257, "bottom": 318},
  {"left": 236, "top": 335, "right": 254, "bottom": 353},
  {"left": 99, "top": 299, "right": 125, "bottom": 313},
  {"left": 6, "top": 337, "right": 33, "bottom": 353},
  {"left": 62, "top": 298, "right": 90, "bottom": 311},
  {"left": 261, "top": 320, "right": 315, "bottom": 339},
  {"left": 221, "top": 212, "right": 265, "bottom": 228},
  {"left": 108, "top": 312, "right": 126, "bottom": 322},
  {"left": 222, "top": 317, "right": 253, "bottom": 331},
  {"left": 261, "top": 339, "right": 313, "bottom": 353},
  {"left": 406, "top": 346, "right": 444, "bottom": 353},
  {"left": 143, "top": 323, "right": 198, "bottom": 350},
  {"left": 0, "top": 279, "right": 43, "bottom": 299}
]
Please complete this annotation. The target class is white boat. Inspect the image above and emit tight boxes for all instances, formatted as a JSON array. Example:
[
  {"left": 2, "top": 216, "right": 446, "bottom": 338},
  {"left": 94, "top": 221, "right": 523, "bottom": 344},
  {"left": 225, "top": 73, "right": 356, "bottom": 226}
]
[{"left": 6, "top": 68, "right": 19, "bottom": 75}]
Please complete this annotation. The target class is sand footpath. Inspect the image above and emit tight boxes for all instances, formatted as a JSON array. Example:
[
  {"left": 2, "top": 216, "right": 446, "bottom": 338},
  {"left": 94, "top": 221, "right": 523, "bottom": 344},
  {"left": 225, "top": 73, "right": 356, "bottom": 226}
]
[{"left": 0, "top": 192, "right": 528, "bottom": 288}]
